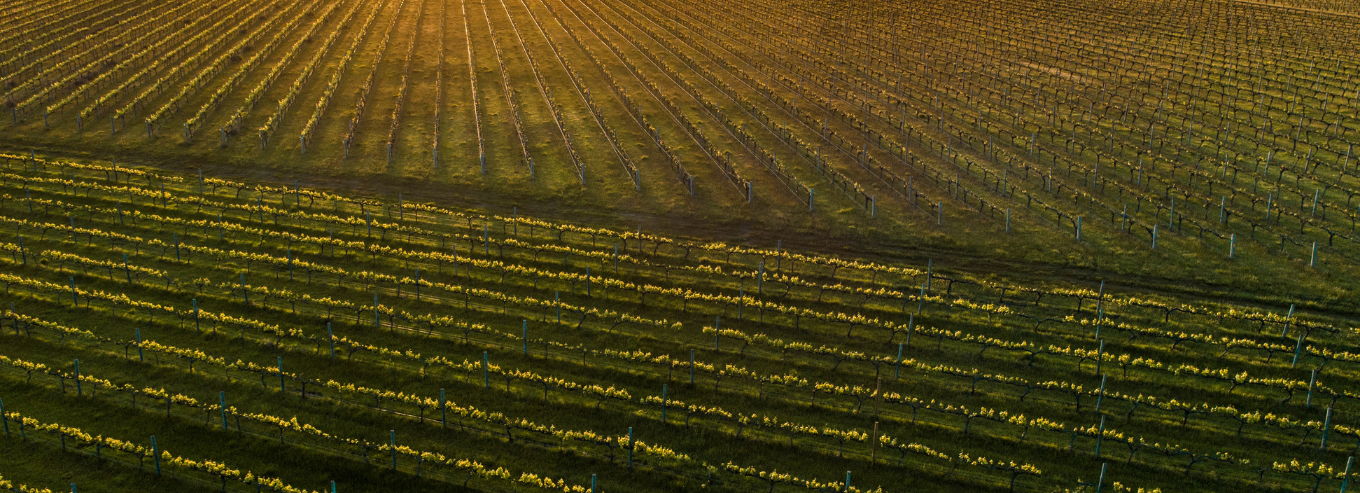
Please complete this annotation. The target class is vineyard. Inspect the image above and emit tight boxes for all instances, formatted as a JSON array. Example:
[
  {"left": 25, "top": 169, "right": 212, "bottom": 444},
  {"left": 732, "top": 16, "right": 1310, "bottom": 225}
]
[{"left": 1, "top": 0, "right": 1359, "bottom": 491}]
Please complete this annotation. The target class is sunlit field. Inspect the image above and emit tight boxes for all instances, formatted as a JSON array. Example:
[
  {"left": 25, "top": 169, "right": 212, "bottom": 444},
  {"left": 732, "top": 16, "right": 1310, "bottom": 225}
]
[{"left": 0, "top": 0, "right": 1358, "bottom": 491}]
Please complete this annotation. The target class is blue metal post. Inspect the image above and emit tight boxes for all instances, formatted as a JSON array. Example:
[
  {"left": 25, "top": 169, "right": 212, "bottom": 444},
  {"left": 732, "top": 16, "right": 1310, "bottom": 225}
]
[
  {"left": 1282, "top": 304, "right": 1296, "bottom": 337},
  {"left": 1096, "top": 375, "right": 1106, "bottom": 413},
  {"left": 906, "top": 314, "right": 915, "bottom": 348},
  {"left": 715, "top": 316, "right": 720, "bottom": 351},
  {"left": 1342, "top": 456, "right": 1354, "bottom": 493},
  {"left": 152, "top": 436, "right": 161, "bottom": 475},
  {"left": 1322, "top": 407, "right": 1333, "bottom": 451},
  {"left": 894, "top": 343, "right": 903, "bottom": 380},
  {"left": 758, "top": 261, "right": 764, "bottom": 294},
  {"left": 1095, "top": 415, "right": 1106, "bottom": 456}
]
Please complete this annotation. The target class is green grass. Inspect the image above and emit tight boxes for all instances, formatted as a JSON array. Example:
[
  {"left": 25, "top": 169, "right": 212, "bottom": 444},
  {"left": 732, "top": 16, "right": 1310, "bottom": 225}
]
[
  {"left": 4, "top": 0, "right": 1356, "bottom": 308},
  {"left": 0, "top": 155, "right": 1352, "bottom": 492},
  {"left": 3, "top": 0, "right": 1360, "bottom": 490}
]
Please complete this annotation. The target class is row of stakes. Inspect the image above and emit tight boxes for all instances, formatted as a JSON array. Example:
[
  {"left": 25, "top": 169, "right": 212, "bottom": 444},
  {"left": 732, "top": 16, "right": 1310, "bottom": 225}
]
[
  {"left": 9, "top": 276, "right": 1340, "bottom": 492},
  {"left": 9, "top": 140, "right": 1352, "bottom": 251},
  {"left": 19, "top": 148, "right": 1315, "bottom": 261},
  {"left": 6, "top": 181, "right": 1336, "bottom": 485},
  {"left": 19, "top": 380, "right": 1329, "bottom": 493}
]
